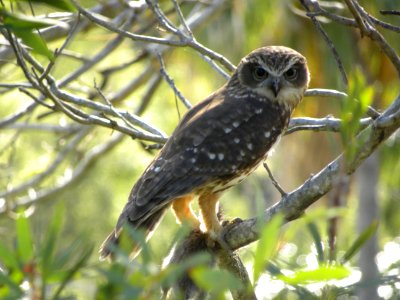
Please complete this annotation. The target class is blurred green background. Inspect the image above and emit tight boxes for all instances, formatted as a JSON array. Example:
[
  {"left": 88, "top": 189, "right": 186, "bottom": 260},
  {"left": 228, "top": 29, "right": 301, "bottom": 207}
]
[{"left": 0, "top": 0, "right": 399, "bottom": 299}]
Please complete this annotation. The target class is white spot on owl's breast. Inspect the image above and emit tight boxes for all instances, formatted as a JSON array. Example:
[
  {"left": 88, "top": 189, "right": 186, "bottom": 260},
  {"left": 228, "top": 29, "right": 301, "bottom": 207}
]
[
  {"left": 247, "top": 143, "right": 254, "bottom": 150},
  {"left": 234, "top": 137, "right": 240, "bottom": 144},
  {"left": 232, "top": 121, "right": 240, "bottom": 128},
  {"left": 208, "top": 153, "right": 216, "bottom": 160},
  {"left": 224, "top": 127, "right": 232, "bottom": 133},
  {"left": 218, "top": 153, "right": 224, "bottom": 160}
]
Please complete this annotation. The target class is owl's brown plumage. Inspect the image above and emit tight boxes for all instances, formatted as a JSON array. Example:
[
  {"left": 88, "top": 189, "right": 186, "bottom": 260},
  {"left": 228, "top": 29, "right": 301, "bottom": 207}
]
[{"left": 100, "top": 46, "right": 310, "bottom": 260}]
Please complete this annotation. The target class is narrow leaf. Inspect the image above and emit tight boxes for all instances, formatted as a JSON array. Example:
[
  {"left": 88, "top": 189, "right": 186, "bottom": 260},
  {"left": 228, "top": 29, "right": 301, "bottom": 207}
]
[
  {"left": 0, "top": 243, "right": 19, "bottom": 269},
  {"left": 12, "top": 29, "right": 53, "bottom": 59},
  {"left": 0, "top": 272, "right": 23, "bottom": 297},
  {"left": 40, "top": 204, "right": 64, "bottom": 277},
  {"left": 191, "top": 266, "right": 242, "bottom": 293},
  {"left": 0, "top": 9, "right": 63, "bottom": 29},
  {"left": 51, "top": 243, "right": 93, "bottom": 300},
  {"left": 340, "top": 220, "right": 378, "bottom": 264},
  {"left": 307, "top": 222, "right": 324, "bottom": 263},
  {"left": 253, "top": 214, "right": 284, "bottom": 283},
  {"left": 16, "top": 0, "right": 76, "bottom": 12},
  {"left": 278, "top": 265, "right": 351, "bottom": 285},
  {"left": 16, "top": 210, "right": 34, "bottom": 263}
]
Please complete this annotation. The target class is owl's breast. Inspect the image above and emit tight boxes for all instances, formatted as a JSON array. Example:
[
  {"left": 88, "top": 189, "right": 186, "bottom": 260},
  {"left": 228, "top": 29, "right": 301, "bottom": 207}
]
[{"left": 205, "top": 99, "right": 292, "bottom": 192}]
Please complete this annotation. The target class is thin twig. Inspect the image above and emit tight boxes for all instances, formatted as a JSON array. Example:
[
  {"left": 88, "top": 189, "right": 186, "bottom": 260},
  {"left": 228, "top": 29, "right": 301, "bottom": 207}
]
[
  {"left": 351, "top": 0, "right": 400, "bottom": 77},
  {"left": 304, "top": 88, "right": 380, "bottom": 119},
  {"left": 380, "top": 10, "right": 400, "bottom": 16},
  {"left": 263, "top": 162, "right": 287, "bottom": 197},
  {"left": 172, "top": 0, "right": 194, "bottom": 37},
  {"left": 300, "top": 0, "right": 348, "bottom": 86},
  {"left": 95, "top": 81, "right": 138, "bottom": 131},
  {"left": 287, "top": 117, "right": 372, "bottom": 134},
  {"left": 157, "top": 53, "right": 192, "bottom": 109}
]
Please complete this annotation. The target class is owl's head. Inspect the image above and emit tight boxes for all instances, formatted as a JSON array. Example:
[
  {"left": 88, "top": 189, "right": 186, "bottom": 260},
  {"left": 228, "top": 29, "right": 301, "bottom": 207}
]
[{"left": 235, "top": 46, "right": 310, "bottom": 108}]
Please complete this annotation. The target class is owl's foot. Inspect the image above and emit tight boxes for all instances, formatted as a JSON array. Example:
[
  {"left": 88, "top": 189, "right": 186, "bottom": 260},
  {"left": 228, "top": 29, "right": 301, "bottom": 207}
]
[
  {"left": 206, "top": 218, "right": 243, "bottom": 251},
  {"left": 206, "top": 229, "right": 231, "bottom": 252}
]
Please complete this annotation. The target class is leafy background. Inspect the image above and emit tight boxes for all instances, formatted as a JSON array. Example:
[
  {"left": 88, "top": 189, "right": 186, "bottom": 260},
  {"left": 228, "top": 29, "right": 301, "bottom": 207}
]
[{"left": 0, "top": 0, "right": 399, "bottom": 299}]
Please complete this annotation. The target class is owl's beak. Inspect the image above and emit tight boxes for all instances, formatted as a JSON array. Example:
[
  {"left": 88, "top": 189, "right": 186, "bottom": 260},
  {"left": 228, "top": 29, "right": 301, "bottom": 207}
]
[{"left": 269, "top": 77, "right": 281, "bottom": 97}]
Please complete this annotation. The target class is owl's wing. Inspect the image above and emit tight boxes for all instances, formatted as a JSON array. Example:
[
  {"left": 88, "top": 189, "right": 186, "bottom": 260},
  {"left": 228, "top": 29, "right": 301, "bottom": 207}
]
[{"left": 117, "top": 88, "right": 262, "bottom": 228}]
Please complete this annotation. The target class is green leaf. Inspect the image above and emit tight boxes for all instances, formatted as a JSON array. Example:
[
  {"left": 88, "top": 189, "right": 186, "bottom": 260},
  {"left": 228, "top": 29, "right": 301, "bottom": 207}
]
[
  {"left": 123, "top": 225, "right": 152, "bottom": 264},
  {"left": 159, "top": 252, "right": 211, "bottom": 286},
  {"left": 253, "top": 214, "right": 284, "bottom": 283},
  {"left": 15, "top": 210, "right": 34, "bottom": 263},
  {"left": 0, "top": 9, "right": 66, "bottom": 59},
  {"left": 191, "top": 266, "right": 242, "bottom": 295},
  {"left": 15, "top": 0, "right": 76, "bottom": 12},
  {"left": 307, "top": 222, "right": 324, "bottom": 263},
  {"left": 51, "top": 243, "right": 93, "bottom": 299},
  {"left": 0, "top": 9, "right": 63, "bottom": 29},
  {"left": 340, "top": 68, "right": 375, "bottom": 164},
  {"left": 0, "top": 272, "right": 23, "bottom": 298},
  {"left": 12, "top": 28, "right": 53, "bottom": 60},
  {"left": 340, "top": 220, "right": 378, "bottom": 264},
  {"left": 0, "top": 243, "right": 19, "bottom": 270},
  {"left": 278, "top": 265, "right": 351, "bottom": 285},
  {"left": 40, "top": 204, "right": 64, "bottom": 278}
]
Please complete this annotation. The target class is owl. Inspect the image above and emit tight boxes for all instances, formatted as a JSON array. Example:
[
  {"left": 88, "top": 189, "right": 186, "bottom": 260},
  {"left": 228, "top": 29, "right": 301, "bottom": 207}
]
[{"left": 100, "top": 46, "right": 310, "bottom": 259}]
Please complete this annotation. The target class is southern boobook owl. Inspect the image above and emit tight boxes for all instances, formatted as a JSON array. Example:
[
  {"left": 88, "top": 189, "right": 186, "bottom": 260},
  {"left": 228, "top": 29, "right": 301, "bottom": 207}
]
[{"left": 100, "top": 46, "right": 310, "bottom": 259}]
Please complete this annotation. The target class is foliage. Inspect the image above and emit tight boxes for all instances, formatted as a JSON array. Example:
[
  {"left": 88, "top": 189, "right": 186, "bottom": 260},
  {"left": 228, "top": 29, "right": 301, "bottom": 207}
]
[
  {"left": 1, "top": 206, "right": 397, "bottom": 299},
  {"left": 0, "top": 0, "right": 399, "bottom": 299}
]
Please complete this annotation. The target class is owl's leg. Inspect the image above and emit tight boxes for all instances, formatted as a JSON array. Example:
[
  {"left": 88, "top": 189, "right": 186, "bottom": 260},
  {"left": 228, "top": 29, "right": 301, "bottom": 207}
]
[
  {"left": 172, "top": 194, "right": 200, "bottom": 228},
  {"left": 198, "top": 192, "right": 222, "bottom": 239}
]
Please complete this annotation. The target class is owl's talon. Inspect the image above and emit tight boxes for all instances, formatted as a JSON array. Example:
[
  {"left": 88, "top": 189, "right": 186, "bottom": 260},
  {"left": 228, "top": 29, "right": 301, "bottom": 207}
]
[
  {"left": 221, "top": 220, "right": 229, "bottom": 226},
  {"left": 222, "top": 217, "right": 243, "bottom": 231}
]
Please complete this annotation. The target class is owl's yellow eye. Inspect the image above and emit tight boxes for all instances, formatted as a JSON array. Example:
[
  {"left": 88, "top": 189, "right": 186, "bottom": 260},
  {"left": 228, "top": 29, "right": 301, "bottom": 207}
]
[
  {"left": 253, "top": 66, "right": 268, "bottom": 81},
  {"left": 284, "top": 68, "right": 298, "bottom": 80}
]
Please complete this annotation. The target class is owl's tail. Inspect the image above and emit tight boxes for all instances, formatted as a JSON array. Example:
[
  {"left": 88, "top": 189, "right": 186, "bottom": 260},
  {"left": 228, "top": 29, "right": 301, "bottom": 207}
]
[{"left": 99, "top": 206, "right": 168, "bottom": 261}]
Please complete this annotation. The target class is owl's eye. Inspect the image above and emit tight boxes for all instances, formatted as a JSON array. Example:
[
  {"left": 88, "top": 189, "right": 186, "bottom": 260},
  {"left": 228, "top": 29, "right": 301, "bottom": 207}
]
[
  {"left": 284, "top": 68, "right": 298, "bottom": 81},
  {"left": 253, "top": 66, "right": 268, "bottom": 81}
]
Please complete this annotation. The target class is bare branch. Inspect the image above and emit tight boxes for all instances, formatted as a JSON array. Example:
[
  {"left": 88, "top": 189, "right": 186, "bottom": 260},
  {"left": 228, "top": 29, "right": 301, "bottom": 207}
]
[
  {"left": 304, "top": 88, "right": 381, "bottom": 119},
  {"left": 287, "top": 116, "right": 372, "bottom": 134},
  {"left": 380, "top": 10, "right": 400, "bottom": 16},
  {"left": 48, "top": 82, "right": 167, "bottom": 140},
  {"left": 300, "top": 0, "right": 348, "bottom": 86},
  {"left": 158, "top": 53, "right": 192, "bottom": 109},
  {"left": 2, "top": 123, "right": 80, "bottom": 133},
  {"left": 71, "top": 0, "right": 186, "bottom": 46},
  {"left": 263, "top": 162, "right": 287, "bottom": 196}
]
